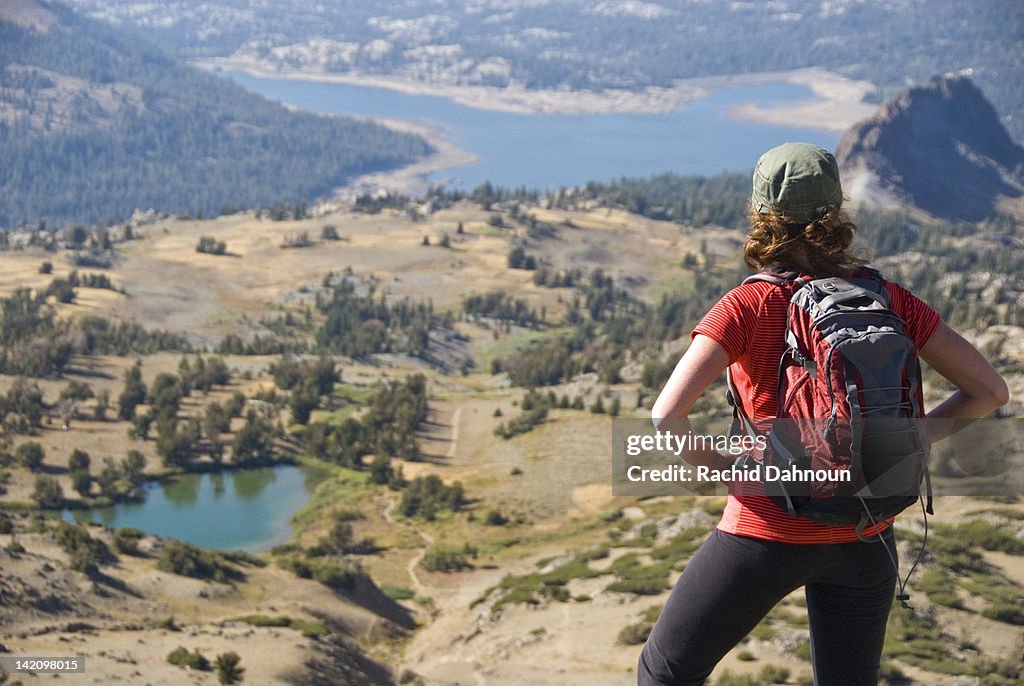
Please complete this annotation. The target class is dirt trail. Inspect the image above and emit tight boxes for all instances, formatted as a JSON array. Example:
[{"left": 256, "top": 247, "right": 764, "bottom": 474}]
[
  {"left": 385, "top": 403, "right": 461, "bottom": 593},
  {"left": 383, "top": 496, "right": 435, "bottom": 596}
]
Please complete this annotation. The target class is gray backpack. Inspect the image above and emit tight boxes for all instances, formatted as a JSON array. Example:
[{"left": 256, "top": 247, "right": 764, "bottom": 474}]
[{"left": 728, "top": 267, "right": 933, "bottom": 530}]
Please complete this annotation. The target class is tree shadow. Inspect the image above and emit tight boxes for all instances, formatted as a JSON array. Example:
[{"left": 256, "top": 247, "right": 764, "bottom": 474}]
[{"left": 335, "top": 575, "right": 415, "bottom": 631}]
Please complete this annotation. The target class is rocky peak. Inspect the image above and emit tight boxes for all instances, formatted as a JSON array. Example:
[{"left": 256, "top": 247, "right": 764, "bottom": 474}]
[{"left": 836, "top": 75, "right": 1024, "bottom": 222}]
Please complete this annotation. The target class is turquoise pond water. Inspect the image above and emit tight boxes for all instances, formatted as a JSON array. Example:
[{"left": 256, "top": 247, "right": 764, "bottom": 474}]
[
  {"left": 225, "top": 72, "right": 839, "bottom": 189},
  {"left": 64, "top": 466, "right": 319, "bottom": 552}
]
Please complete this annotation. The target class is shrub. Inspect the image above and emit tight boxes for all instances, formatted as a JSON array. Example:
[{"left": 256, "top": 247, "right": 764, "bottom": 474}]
[
  {"left": 157, "top": 540, "right": 241, "bottom": 582},
  {"left": 915, "top": 568, "right": 963, "bottom": 609},
  {"left": 68, "top": 448, "right": 91, "bottom": 473},
  {"left": 283, "top": 557, "right": 312, "bottom": 579},
  {"left": 16, "top": 442, "right": 44, "bottom": 471},
  {"left": 167, "top": 646, "right": 209, "bottom": 671},
  {"left": 712, "top": 671, "right": 758, "bottom": 686},
  {"left": 54, "top": 522, "right": 113, "bottom": 574},
  {"left": 70, "top": 470, "right": 92, "bottom": 497},
  {"left": 484, "top": 509, "right": 509, "bottom": 526},
  {"left": 955, "top": 519, "right": 1024, "bottom": 554},
  {"left": 333, "top": 509, "right": 366, "bottom": 522},
  {"left": 981, "top": 604, "right": 1024, "bottom": 625},
  {"left": 312, "top": 559, "right": 363, "bottom": 591},
  {"left": 421, "top": 546, "right": 474, "bottom": 572},
  {"left": 617, "top": 621, "right": 653, "bottom": 645},
  {"left": 215, "top": 651, "right": 244, "bottom": 684},
  {"left": 155, "top": 616, "right": 180, "bottom": 631},
  {"left": 31, "top": 475, "right": 64, "bottom": 509},
  {"left": 196, "top": 236, "right": 227, "bottom": 255},
  {"left": 759, "top": 664, "right": 791, "bottom": 683},
  {"left": 112, "top": 527, "right": 145, "bottom": 555},
  {"left": 399, "top": 475, "right": 465, "bottom": 520}
]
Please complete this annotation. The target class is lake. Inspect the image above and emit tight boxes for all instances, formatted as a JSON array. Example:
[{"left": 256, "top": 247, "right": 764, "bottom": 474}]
[
  {"left": 226, "top": 72, "right": 840, "bottom": 190},
  {"left": 65, "top": 465, "right": 318, "bottom": 552}
]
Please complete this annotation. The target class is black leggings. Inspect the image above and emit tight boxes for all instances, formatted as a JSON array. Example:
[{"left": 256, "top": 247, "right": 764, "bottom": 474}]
[{"left": 637, "top": 528, "right": 897, "bottom": 686}]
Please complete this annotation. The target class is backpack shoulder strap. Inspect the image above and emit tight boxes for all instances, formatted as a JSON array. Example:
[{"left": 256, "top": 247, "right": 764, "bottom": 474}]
[{"left": 742, "top": 269, "right": 812, "bottom": 288}]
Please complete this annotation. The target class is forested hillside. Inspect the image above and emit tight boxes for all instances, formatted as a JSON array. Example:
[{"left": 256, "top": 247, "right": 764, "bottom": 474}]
[{"left": 0, "top": 2, "right": 432, "bottom": 229}]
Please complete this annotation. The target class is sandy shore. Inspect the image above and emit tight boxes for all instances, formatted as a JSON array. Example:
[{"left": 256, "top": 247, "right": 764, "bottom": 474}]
[
  {"left": 720, "top": 68, "right": 877, "bottom": 132},
  {"left": 330, "top": 118, "right": 478, "bottom": 200}
]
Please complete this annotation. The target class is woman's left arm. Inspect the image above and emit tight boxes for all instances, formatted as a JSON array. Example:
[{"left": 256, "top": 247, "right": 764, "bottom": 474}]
[{"left": 651, "top": 334, "right": 734, "bottom": 470}]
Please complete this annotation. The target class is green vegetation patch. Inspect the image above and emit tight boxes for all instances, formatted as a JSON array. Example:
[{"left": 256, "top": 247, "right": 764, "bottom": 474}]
[
  {"left": 883, "top": 606, "right": 970, "bottom": 676},
  {"left": 166, "top": 646, "right": 210, "bottom": 671},
  {"left": 229, "top": 614, "right": 329, "bottom": 638},
  {"left": 54, "top": 521, "right": 114, "bottom": 574},
  {"left": 482, "top": 551, "right": 606, "bottom": 611},
  {"left": 480, "top": 328, "right": 567, "bottom": 369},
  {"left": 606, "top": 552, "right": 673, "bottom": 595},
  {"left": 649, "top": 526, "right": 710, "bottom": 562},
  {"left": 382, "top": 586, "right": 415, "bottom": 600},
  {"left": 914, "top": 568, "right": 963, "bottom": 609},
  {"left": 948, "top": 519, "right": 1024, "bottom": 554},
  {"left": 157, "top": 540, "right": 243, "bottom": 583},
  {"left": 289, "top": 468, "right": 373, "bottom": 535},
  {"left": 421, "top": 545, "right": 477, "bottom": 573}
]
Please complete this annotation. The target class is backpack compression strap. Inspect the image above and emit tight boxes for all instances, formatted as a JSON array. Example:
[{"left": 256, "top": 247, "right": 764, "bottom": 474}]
[
  {"left": 724, "top": 270, "right": 814, "bottom": 479},
  {"left": 726, "top": 269, "right": 813, "bottom": 434}
]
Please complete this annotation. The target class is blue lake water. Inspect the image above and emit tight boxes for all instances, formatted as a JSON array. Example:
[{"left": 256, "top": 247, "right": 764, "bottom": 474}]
[
  {"left": 225, "top": 71, "right": 839, "bottom": 189},
  {"left": 65, "top": 465, "right": 318, "bottom": 552}
]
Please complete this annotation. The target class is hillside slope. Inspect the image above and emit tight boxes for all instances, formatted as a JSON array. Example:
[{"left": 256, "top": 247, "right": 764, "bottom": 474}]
[{"left": 0, "top": 0, "right": 432, "bottom": 229}]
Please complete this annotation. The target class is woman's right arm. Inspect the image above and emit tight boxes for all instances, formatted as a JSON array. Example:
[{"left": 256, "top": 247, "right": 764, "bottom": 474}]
[{"left": 918, "top": 322, "right": 1010, "bottom": 441}]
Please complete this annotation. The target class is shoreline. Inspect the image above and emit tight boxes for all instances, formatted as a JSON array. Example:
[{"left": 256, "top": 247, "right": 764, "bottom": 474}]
[
  {"left": 328, "top": 117, "right": 479, "bottom": 201},
  {"left": 197, "top": 57, "right": 709, "bottom": 116},
  {"left": 204, "top": 60, "right": 878, "bottom": 198},
  {"left": 198, "top": 57, "right": 876, "bottom": 130}
]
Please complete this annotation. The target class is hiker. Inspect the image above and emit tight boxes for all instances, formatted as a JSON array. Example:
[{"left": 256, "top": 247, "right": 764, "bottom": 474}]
[{"left": 638, "top": 142, "right": 1009, "bottom": 686}]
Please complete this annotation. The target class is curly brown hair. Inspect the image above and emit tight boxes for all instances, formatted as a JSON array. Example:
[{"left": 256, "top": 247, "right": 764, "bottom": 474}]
[{"left": 742, "top": 204, "right": 866, "bottom": 275}]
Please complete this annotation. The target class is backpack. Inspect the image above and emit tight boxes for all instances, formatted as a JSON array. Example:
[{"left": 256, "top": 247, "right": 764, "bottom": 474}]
[{"left": 727, "top": 267, "right": 933, "bottom": 536}]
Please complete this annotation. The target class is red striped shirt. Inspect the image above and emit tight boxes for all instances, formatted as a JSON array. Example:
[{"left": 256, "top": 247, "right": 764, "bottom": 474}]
[{"left": 692, "top": 273, "right": 941, "bottom": 543}]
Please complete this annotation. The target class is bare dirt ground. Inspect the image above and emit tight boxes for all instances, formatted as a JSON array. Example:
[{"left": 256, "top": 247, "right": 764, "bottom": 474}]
[{"left": 0, "top": 528, "right": 394, "bottom": 685}]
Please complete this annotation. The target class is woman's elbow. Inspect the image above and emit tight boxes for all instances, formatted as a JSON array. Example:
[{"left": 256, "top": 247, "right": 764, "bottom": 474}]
[
  {"left": 650, "top": 398, "right": 679, "bottom": 430},
  {"left": 972, "top": 375, "right": 1010, "bottom": 413},
  {"left": 991, "top": 377, "right": 1011, "bottom": 409},
  {"left": 650, "top": 405, "right": 665, "bottom": 430}
]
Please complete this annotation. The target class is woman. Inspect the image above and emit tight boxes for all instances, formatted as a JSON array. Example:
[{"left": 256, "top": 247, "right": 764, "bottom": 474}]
[{"left": 638, "top": 142, "right": 1009, "bottom": 686}]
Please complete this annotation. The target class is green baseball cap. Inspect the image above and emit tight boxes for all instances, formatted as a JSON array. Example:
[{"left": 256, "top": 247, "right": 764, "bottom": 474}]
[{"left": 752, "top": 142, "right": 843, "bottom": 220}]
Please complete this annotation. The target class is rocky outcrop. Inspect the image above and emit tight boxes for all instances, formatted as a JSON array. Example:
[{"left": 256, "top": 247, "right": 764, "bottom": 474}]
[{"left": 836, "top": 75, "right": 1024, "bottom": 222}]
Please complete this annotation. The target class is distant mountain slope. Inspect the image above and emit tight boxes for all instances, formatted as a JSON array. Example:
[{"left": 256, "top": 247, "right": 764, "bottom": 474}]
[
  {"left": 836, "top": 75, "right": 1024, "bottom": 223},
  {"left": 0, "top": 1, "right": 432, "bottom": 229},
  {"left": 62, "top": 0, "right": 1024, "bottom": 143}
]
